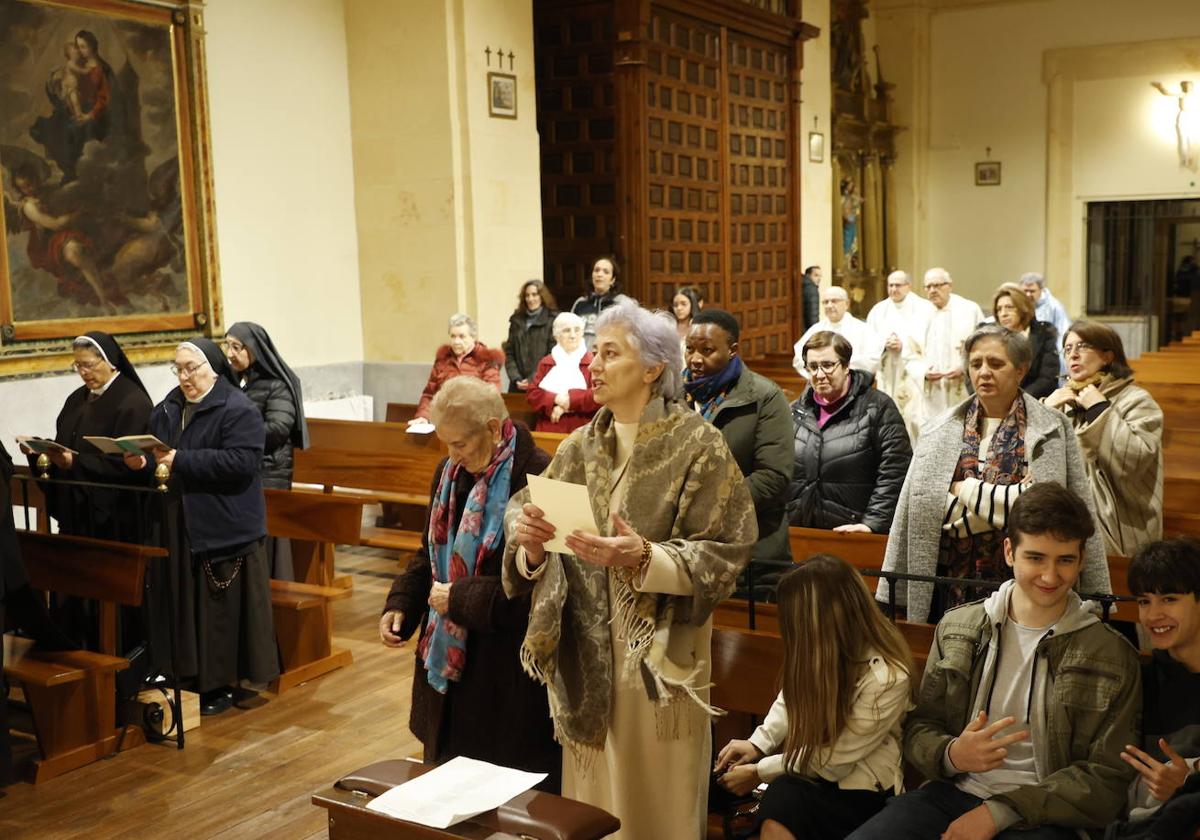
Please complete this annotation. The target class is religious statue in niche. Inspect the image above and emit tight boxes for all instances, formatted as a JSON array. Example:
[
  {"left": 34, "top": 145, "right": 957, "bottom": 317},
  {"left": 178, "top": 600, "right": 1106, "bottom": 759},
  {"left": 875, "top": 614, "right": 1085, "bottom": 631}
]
[
  {"left": 0, "top": 0, "right": 210, "bottom": 343},
  {"left": 840, "top": 176, "right": 862, "bottom": 271}
]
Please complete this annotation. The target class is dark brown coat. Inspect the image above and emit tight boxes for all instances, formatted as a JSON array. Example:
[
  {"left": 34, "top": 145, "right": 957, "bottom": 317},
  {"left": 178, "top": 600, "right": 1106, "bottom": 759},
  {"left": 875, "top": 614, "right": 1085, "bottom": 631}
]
[{"left": 384, "top": 425, "right": 559, "bottom": 790}]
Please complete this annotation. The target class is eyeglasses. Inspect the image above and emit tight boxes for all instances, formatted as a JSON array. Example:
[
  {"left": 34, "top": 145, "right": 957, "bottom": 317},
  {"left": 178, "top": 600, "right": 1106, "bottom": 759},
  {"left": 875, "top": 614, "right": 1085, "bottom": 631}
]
[
  {"left": 224, "top": 340, "right": 246, "bottom": 354},
  {"left": 71, "top": 359, "right": 106, "bottom": 373},
  {"left": 1062, "top": 342, "right": 1094, "bottom": 356},
  {"left": 170, "top": 359, "right": 210, "bottom": 379},
  {"left": 805, "top": 360, "right": 843, "bottom": 376},
  {"left": 924, "top": 282, "right": 949, "bottom": 291}
]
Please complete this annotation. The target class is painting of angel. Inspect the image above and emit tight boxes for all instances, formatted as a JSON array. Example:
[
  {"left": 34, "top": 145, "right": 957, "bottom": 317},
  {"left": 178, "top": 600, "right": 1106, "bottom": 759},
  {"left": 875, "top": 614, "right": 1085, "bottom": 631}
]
[{"left": 0, "top": 0, "right": 202, "bottom": 338}]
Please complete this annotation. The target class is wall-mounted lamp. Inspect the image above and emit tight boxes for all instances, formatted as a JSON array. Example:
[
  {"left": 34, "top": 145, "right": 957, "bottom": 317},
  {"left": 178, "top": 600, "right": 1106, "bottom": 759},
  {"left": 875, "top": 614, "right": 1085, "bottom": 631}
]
[{"left": 1152, "top": 80, "right": 1198, "bottom": 172}]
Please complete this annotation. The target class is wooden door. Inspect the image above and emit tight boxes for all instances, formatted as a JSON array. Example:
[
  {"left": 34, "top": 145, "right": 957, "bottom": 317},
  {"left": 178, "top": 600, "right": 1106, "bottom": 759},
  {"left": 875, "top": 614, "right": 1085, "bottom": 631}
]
[
  {"left": 535, "top": 0, "right": 810, "bottom": 356},
  {"left": 534, "top": 2, "right": 619, "bottom": 306}
]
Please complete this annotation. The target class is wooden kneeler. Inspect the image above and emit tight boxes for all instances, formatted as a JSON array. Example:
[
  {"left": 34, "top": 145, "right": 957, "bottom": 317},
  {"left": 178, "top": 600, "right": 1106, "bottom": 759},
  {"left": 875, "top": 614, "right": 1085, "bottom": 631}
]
[
  {"left": 265, "top": 489, "right": 363, "bottom": 692},
  {"left": 7, "top": 531, "right": 164, "bottom": 782}
]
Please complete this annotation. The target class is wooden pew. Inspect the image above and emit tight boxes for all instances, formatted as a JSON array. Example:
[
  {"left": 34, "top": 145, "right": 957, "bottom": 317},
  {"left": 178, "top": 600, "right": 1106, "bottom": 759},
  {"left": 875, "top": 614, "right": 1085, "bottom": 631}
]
[
  {"left": 387, "top": 395, "right": 541, "bottom": 433},
  {"left": 264, "top": 489, "right": 362, "bottom": 693},
  {"left": 8, "top": 531, "right": 164, "bottom": 782},
  {"left": 297, "top": 418, "right": 567, "bottom": 556}
]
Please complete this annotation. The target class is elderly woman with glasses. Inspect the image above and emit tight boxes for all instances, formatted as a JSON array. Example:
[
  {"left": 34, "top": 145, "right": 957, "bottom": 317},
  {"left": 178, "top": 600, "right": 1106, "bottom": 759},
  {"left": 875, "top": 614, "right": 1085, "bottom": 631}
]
[
  {"left": 21, "top": 332, "right": 153, "bottom": 541},
  {"left": 880, "top": 325, "right": 1110, "bottom": 623},
  {"left": 525, "top": 312, "right": 599, "bottom": 432},
  {"left": 788, "top": 331, "right": 912, "bottom": 535},
  {"left": 505, "top": 298, "right": 757, "bottom": 839},
  {"left": 1044, "top": 321, "right": 1163, "bottom": 556},
  {"left": 378, "top": 376, "right": 559, "bottom": 790},
  {"left": 126, "top": 338, "right": 277, "bottom": 716}
]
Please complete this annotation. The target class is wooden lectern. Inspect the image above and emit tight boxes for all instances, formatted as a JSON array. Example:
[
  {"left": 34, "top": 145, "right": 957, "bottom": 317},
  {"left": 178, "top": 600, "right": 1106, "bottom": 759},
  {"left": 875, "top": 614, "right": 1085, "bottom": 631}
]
[{"left": 312, "top": 759, "right": 620, "bottom": 840}]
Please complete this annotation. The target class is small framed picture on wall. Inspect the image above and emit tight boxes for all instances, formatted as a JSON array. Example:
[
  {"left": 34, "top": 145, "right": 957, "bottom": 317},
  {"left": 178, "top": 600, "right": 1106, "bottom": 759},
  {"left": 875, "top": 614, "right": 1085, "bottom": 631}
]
[
  {"left": 808, "top": 131, "right": 825, "bottom": 163},
  {"left": 488, "top": 72, "right": 517, "bottom": 119},
  {"left": 975, "top": 161, "right": 1002, "bottom": 186}
]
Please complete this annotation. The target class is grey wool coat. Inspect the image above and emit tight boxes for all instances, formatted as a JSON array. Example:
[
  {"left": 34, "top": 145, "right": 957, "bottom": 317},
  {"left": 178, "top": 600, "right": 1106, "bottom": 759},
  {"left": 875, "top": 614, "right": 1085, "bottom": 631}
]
[{"left": 878, "top": 393, "right": 1111, "bottom": 623}]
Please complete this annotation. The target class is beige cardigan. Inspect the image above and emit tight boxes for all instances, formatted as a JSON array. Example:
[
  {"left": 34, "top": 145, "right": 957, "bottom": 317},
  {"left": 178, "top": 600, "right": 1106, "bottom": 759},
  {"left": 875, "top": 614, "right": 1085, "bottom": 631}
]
[
  {"left": 747, "top": 654, "right": 912, "bottom": 793},
  {"left": 1067, "top": 377, "right": 1163, "bottom": 557}
]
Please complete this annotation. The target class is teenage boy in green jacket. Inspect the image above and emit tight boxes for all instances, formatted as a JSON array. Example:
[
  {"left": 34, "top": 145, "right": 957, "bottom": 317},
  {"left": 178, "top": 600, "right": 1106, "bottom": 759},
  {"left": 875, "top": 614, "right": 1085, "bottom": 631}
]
[{"left": 849, "top": 482, "right": 1140, "bottom": 840}]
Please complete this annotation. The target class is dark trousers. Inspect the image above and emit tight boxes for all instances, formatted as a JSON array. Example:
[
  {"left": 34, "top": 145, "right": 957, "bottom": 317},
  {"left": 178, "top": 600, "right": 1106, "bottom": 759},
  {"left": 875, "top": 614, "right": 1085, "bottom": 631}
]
[
  {"left": 757, "top": 776, "right": 888, "bottom": 839},
  {"left": 847, "top": 780, "right": 1080, "bottom": 840}
]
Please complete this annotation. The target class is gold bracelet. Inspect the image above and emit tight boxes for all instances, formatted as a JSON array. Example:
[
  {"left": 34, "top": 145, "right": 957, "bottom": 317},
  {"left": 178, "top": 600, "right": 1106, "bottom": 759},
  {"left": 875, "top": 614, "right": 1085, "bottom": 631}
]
[{"left": 621, "top": 538, "right": 653, "bottom": 584}]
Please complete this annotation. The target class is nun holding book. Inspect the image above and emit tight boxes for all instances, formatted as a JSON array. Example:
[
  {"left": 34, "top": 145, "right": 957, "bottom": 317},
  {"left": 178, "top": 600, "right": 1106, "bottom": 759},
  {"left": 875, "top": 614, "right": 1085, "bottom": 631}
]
[
  {"left": 22, "top": 331, "right": 154, "bottom": 542},
  {"left": 126, "top": 338, "right": 278, "bottom": 715}
]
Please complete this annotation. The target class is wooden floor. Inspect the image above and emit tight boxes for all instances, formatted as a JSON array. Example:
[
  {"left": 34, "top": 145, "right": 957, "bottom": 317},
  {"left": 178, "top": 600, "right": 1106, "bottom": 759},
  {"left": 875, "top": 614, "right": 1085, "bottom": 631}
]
[{"left": 0, "top": 547, "right": 422, "bottom": 839}]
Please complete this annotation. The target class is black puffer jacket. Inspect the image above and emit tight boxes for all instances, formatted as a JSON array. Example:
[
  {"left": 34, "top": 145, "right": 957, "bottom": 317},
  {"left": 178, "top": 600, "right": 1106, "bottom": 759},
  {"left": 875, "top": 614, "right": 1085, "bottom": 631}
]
[
  {"left": 241, "top": 367, "right": 298, "bottom": 488},
  {"left": 788, "top": 370, "right": 913, "bottom": 533}
]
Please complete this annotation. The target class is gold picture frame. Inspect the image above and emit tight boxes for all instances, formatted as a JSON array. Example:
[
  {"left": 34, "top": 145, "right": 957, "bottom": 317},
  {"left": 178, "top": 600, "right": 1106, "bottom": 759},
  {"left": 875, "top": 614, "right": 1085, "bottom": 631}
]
[
  {"left": 0, "top": 0, "right": 219, "bottom": 375},
  {"left": 974, "top": 161, "right": 1002, "bottom": 186}
]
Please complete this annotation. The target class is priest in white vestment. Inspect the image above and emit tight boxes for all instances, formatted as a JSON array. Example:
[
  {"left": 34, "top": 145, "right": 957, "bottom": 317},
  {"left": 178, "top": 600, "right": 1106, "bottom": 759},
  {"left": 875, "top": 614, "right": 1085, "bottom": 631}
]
[
  {"left": 866, "top": 270, "right": 934, "bottom": 439},
  {"left": 792, "top": 286, "right": 880, "bottom": 378},
  {"left": 912, "top": 267, "right": 985, "bottom": 425}
]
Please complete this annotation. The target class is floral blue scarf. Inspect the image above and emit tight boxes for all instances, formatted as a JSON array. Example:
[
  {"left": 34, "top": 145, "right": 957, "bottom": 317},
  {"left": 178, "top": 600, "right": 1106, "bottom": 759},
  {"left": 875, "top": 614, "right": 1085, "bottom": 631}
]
[
  {"left": 683, "top": 356, "right": 744, "bottom": 421},
  {"left": 418, "top": 419, "right": 516, "bottom": 693}
]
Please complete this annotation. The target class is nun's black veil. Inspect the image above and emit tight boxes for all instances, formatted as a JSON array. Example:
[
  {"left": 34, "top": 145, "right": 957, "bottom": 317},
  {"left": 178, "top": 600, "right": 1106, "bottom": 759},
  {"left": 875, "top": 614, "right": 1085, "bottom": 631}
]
[
  {"left": 225, "top": 322, "right": 309, "bottom": 449},
  {"left": 75, "top": 331, "right": 149, "bottom": 397}
]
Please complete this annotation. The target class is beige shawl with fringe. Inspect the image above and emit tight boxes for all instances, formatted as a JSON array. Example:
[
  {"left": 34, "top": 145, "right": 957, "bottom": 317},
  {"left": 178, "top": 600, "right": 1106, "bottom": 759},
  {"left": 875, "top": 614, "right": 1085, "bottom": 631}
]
[{"left": 502, "top": 398, "right": 757, "bottom": 755}]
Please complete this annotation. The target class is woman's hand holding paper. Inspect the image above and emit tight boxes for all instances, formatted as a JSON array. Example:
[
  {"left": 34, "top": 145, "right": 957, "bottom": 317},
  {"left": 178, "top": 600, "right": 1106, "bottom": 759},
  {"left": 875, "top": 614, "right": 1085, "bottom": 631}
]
[{"left": 514, "top": 502, "right": 555, "bottom": 569}]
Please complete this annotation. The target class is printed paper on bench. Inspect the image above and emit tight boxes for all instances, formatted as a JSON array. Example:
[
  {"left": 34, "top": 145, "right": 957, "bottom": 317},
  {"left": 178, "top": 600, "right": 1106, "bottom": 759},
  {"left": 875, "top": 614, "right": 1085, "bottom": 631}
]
[{"left": 364, "top": 756, "right": 546, "bottom": 828}]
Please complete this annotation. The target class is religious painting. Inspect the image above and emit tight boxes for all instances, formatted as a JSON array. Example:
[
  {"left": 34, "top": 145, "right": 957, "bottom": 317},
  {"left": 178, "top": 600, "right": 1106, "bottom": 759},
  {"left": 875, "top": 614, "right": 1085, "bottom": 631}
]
[
  {"left": 975, "top": 161, "right": 1002, "bottom": 186},
  {"left": 488, "top": 72, "right": 517, "bottom": 119},
  {"left": 0, "top": 0, "right": 216, "bottom": 346}
]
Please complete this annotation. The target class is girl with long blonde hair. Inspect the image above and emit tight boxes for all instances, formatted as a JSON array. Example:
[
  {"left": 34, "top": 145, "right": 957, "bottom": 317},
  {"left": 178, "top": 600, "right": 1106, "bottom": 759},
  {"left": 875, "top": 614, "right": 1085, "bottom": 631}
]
[{"left": 714, "top": 555, "right": 915, "bottom": 839}]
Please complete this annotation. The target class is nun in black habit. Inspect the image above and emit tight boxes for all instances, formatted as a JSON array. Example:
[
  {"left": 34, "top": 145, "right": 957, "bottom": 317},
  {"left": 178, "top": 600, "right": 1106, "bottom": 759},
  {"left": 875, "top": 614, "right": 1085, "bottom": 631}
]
[
  {"left": 129, "top": 338, "right": 278, "bottom": 715},
  {"left": 224, "top": 322, "right": 309, "bottom": 580},
  {"left": 24, "top": 331, "right": 153, "bottom": 541},
  {"left": 223, "top": 322, "right": 309, "bottom": 488}
]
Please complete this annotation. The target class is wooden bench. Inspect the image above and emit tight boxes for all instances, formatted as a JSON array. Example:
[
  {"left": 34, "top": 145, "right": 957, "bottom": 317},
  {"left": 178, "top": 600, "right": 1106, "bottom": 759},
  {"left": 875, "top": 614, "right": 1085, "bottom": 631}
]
[
  {"left": 298, "top": 418, "right": 567, "bottom": 557},
  {"left": 7, "top": 531, "right": 165, "bottom": 782},
  {"left": 387, "top": 394, "right": 542, "bottom": 434},
  {"left": 264, "top": 489, "right": 362, "bottom": 693}
]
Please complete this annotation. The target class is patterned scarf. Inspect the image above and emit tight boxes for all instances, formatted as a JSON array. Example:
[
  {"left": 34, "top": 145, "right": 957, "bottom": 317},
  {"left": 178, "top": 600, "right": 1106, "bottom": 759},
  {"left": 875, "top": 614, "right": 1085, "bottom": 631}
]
[
  {"left": 502, "top": 400, "right": 757, "bottom": 755},
  {"left": 953, "top": 395, "right": 1027, "bottom": 484},
  {"left": 683, "top": 356, "right": 744, "bottom": 420},
  {"left": 419, "top": 419, "right": 516, "bottom": 693}
]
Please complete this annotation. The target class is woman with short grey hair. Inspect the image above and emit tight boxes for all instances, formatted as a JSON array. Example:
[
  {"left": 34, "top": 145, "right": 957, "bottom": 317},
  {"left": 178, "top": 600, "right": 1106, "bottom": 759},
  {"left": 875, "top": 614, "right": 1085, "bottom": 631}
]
[
  {"left": 504, "top": 297, "right": 757, "bottom": 838},
  {"left": 412, "top": 313, "right": 504, "bottom": 423},
  {"left": 380, "top": 376, "right": 560, "bottom": 789},
  {"left": 880, "top": 324, "right": 1109, "bottom": 623}
]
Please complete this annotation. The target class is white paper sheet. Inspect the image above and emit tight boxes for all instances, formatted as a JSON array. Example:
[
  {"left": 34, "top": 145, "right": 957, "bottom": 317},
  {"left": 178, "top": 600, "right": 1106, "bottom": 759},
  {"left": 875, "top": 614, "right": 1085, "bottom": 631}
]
[
  {"left": 405, "top": 421, "right": 436, "bottom": 435},
  {"left": 365, "top": 756, "right": 546, "bottom": 829},
  {"left": 526, "top": 473, "right": 598, "bottom": 556}
]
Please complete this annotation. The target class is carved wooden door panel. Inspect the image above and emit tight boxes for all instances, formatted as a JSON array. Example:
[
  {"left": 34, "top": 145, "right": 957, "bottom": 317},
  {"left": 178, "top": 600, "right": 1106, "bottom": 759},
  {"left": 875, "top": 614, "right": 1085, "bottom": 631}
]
[
  {"left": 645, "top": 9, "right": 724, "bottom": 311},
  {"left": 534, "top": 2, "right": 619, "bottom": 306},
  {"left": 725, "top": 32, "right": 794, "bottom": 357}
]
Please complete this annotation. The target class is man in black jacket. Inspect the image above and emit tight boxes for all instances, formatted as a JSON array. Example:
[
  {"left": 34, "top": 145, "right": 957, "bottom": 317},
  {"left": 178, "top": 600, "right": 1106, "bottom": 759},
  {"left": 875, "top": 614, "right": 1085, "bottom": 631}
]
[{"left": 801, "top": 265, "right": 822, "bottom": 331}]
